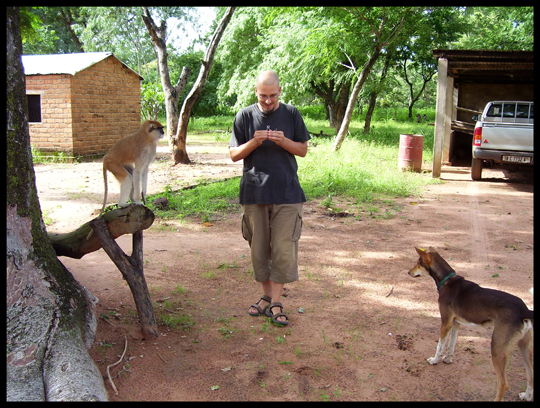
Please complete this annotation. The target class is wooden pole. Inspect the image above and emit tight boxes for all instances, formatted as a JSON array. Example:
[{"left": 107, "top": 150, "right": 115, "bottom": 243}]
[{"left": 433, "top": 56, "right": 448, "bottom": 178}]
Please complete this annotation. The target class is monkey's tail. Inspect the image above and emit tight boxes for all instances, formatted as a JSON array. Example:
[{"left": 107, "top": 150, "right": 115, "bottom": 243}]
[{"left": 100, "top": 165, "right": 108, "bottom": 216}]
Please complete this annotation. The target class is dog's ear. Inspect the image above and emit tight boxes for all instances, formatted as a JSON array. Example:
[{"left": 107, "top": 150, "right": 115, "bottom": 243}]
[
  {"left": 415, "top": 247, "right": 433, "bottom": 264},
  {"left": 415, "top": 247, "right": 426, "bottom": 256}
]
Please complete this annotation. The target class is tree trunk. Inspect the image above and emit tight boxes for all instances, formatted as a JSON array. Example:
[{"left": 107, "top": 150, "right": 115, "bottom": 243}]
[
  {"left": 364, "top": 51, "right": 392, "bottom": 134},
  {"left": 48, "top": 204, "right": 155, "bottom": 259},
  {"left": 334, "top": 83, "right": 350, "bottom": 132},
  {"left": 141, "top": 8, "right": 191, "bottom": 158},
  {"left": 59, "top": 8, "right": 85, "bottom": 52},
  {"left": 173, "top": 6, "right": 236, "bottom": 164},
  {"left": 310, "top": 79, "right": 350, "bottom": 132},
  {"left": 364, "top": 91, "right": 377, "bottom": 134},
  {"left": 333, "top": 8, "right": 409, "bottom": 151},
  {"left": 6, "top": 7, "right": 107, "bottom": 401},
  {"left": 166, "top": 66, "right": 191, "bottom": 149},
  {"left": 333, "top": 46, "right": 382, "bottom": 151},
  {"left": 401, "top": 58, "right": 434, "bottom": 119}
]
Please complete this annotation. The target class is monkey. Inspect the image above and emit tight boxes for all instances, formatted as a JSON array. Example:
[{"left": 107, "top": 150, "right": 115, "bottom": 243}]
[{"left": 100, "top": 120, "right": 165, "bottom": 215}]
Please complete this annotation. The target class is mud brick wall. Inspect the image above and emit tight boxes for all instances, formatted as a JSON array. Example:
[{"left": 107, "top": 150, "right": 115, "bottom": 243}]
[{"left": 26, "top": 56, "right": 141, "bottom": 158}]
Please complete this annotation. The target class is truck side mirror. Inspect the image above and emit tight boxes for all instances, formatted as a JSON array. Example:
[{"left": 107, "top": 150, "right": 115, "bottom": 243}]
[{"left": 472, "top": 115, "right": 478, "bottom": 121}]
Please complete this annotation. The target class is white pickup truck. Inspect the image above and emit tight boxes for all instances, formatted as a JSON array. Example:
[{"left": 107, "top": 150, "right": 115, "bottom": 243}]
[{"left": 471, "top": 100, "right": 534, "bottom": 180}]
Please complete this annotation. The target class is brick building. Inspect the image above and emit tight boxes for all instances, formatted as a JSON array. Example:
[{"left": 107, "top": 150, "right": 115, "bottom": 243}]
[{"left": 22, "top": 52, "right": 143, "bottom": 158}]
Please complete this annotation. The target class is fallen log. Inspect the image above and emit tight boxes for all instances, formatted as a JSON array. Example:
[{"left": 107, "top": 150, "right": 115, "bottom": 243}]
[
  {"left": 308, "top": 130, "right": 333, "bottom": 138},
  {"left": 48, "top": 205, "right": 155, "bottom": 259}
]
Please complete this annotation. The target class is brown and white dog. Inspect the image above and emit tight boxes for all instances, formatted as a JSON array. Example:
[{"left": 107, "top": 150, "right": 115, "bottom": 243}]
[{"left": 408, "top": 247, "right": 533, "bottom": 401}]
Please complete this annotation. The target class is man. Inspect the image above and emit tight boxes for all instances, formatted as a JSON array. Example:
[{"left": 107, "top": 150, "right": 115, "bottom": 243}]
[{"left": 229, "top": 70, "right": 310, "bottom": 325}]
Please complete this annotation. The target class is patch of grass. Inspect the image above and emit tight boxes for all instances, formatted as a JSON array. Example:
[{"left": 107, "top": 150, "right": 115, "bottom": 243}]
[
  {"left": 158, "top": 312, "right": 195, "bottom": 330},
  {"left": 215, "top": 316, "right": 237, "bottom": 339},
  {"left": 41, "top": 207, "right": 55, "bottom": 226},
  {"left": 148, "top": 179, "right": 240, "bottom": 220},
  {"left": 31, "top": 147, "right": 80, "bottom": 163},
  {"left": 187, "top": 115, "right": 233, "bottom": 133},
  {"left": 298, "top": 136, "right": 438, "bottom": 202},
  {"left": 201, "top": 270, "right": 218, "bottom": 280},
  {"left": 172, "top": 284, "right": 188, "bottom": 295},
  {"left": 155, "top": 297, "right": 194, "bottom": 331},
  {"left": 148, "top": 116, "right": 440, "bottom": 222}
]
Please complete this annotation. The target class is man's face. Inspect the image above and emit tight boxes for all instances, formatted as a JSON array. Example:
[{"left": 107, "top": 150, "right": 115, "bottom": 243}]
[{"left": 255, "top": 83, "right": 281, "bottom": 114}]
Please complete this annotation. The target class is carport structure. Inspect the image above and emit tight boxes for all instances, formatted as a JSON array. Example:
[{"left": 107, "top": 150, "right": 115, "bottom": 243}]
[{"left": 430, "top": 49, "right": 533, "bottom": 177}]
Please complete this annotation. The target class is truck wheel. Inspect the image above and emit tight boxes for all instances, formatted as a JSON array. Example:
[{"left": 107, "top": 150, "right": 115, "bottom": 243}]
[{"left": 471, "top": 158, "right": 483, "bottom": 180}]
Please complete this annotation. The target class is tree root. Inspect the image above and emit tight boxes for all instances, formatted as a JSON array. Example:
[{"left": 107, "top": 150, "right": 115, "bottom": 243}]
[{"left": 106, "top": 335, "right": 127, "bottom": 395}]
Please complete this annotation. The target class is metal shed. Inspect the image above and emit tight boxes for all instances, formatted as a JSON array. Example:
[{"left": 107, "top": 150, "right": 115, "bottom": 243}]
[{"left": 430, "top": 49, "right": 534, "bottom": 177}]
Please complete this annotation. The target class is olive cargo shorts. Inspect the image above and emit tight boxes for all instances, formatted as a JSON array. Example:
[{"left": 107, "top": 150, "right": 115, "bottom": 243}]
[{"left": 241, "top": 203, "right": 303, "bottom": 284}]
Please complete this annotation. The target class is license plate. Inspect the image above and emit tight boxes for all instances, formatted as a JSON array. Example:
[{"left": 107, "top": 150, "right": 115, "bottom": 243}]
[{"left": 502, "top": 155, "right": 531, "bottom": 164}]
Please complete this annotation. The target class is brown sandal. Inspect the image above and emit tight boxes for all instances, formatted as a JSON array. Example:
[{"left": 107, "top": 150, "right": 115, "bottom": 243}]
[
  {"left": 248, "top": 295, "right": 271, "bottom": 316},
  {"left": 265, "top": 302, "right": 289, "bottom": 326}
]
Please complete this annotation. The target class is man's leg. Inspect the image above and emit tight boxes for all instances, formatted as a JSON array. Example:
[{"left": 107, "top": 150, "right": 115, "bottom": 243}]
[
  {"left": 243, "top": 204, "right": 272, "bottom": 315},
  {"left": 244, "top": 203, "right": 303, "bottom": 322},
  {"left": 265, "top": 203, "right": 303, "bottom": 323},
  {"left": 261, "top": 280, "right": 286, "bottom": 322}
]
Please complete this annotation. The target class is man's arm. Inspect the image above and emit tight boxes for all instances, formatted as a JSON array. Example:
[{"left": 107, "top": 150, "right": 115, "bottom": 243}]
[
  {"left": 229, "top": 130, "right": 268, "bottom": 162},
  {"left": 268, "top": 131, "right": 308, "bottom": 157}
]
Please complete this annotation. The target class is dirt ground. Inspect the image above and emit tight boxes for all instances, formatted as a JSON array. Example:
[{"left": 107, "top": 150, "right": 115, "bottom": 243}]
[{"left": 34, "top": 142, "right": 534, "bottom": 401}]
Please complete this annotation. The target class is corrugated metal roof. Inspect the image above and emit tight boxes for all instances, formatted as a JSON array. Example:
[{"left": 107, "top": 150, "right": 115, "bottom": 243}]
[
  {"left": 431, "top": 49, "right": 533, "bottom": 84},
  {"left": 21, "top": 52, "right": 143, "bottom": 80}
]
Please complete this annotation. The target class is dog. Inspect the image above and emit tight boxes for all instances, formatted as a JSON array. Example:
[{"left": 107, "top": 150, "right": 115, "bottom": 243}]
[{"left": 408, "top": 247, "right": 533, "bottom": 401}]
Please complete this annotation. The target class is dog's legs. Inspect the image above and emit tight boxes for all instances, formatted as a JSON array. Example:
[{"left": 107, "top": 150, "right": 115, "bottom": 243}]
[
  {"left": 428, "top": 319, "right": 454, "bottom": 365},
  {"left": 442, "top": 321, "right": 460, "bottom": 364},
  {"left": 517, "top": 323, "right": 534, "bottom": 401},
  {"left": 491, "top": 329, "right": 510, "bottom": 401}
]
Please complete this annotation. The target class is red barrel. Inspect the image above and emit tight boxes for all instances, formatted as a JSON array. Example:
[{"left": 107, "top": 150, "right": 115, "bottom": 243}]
[{"left": 398, "top": 134, "right": 423, "bottom": 172}]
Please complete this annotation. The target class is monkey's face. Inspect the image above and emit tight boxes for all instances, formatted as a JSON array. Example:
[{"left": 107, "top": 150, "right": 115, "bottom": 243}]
[
  {"left": 154, "top": 126, "right": 165, "bottom": 139},
  {"left": 148, "top": 121, "right": 165, "bottom": 140}
]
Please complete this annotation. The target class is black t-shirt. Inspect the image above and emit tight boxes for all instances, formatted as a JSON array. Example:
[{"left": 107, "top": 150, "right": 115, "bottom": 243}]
[{"left": 230, "top": 103, "right": 311, "bottom": 205}]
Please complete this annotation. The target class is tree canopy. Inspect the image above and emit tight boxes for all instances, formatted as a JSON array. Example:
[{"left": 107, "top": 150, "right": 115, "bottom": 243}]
[{"left": 22, "top": 6, "right": 533, "bottom": 129}]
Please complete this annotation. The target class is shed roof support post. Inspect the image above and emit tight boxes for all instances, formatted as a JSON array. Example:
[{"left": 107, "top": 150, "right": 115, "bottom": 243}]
[
  {"left": 433, "top": 56, "right": 448, "bottom": 178},
  {"left": 443, "top": 76, "right": 454, "bottom": 163}
]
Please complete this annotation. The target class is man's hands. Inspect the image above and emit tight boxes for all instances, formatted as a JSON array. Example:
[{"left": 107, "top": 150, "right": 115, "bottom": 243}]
[
  {"left": 253, "top": 129, "right": 285, "bottom": 146},
  {"left": 253, "top": 129, "right": 270, "bottom": 145},
  {"left": 268, "top": 130, "right": 286, "bottom": 146},
  {"left": 230, "top": 129, "right": 307, "bottom": 162}
]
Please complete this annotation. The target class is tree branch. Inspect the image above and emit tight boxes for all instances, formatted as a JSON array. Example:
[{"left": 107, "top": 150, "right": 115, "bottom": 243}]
[
  {"left": 89, "top": 217, "right": 158, "bottom": 340},
  {"left": 174, "top": 65, "right": 191, "bottom": 96}
]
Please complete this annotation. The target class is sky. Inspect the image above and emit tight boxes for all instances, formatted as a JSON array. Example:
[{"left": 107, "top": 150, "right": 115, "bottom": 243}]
[{"left": 168, "top": 7, "right": 217, "bottom": 52}]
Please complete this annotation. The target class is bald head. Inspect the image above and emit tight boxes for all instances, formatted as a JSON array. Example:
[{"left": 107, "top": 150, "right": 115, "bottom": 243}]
[{"left": 256, "top": 70, "right": 280, "bottom": 88}]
